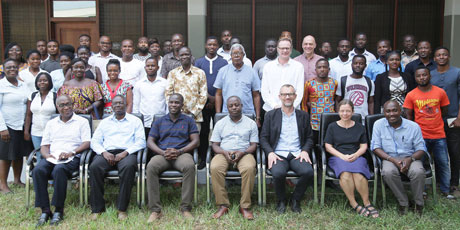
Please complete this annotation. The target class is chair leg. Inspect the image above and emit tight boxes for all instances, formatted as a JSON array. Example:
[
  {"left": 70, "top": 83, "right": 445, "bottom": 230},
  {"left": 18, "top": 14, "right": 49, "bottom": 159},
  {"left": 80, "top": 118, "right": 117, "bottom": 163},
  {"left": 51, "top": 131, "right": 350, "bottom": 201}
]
[
  {"left": 373, "top": 169, "right": 377, "bottom": 205},
  {"left": 79, "top": 166, "right": 83, "bottom": 207},
  {"left": 313, "top": 166, "right": 318, "bottom": 204},
  {"left": 25, "top": 166, "right": 30, "bottom": 210},
  {"left": 320, "top": 170, "right": 326, "bottom": 206},
  {"left": 432, "top": 175, "right": 437, "bottom": 204},
  {"left": 85, "top": 168, "right": 89, "bottom": 205},
  {"left": 137, "top": 174, "right": 141, "bottom": 208},
  {"left": 206, "top": 163, "right": 210, "bottom": 204},
  {"left": 194, "top": 165, "right": 198, "bottom": 204},
  {"left": 257, "top": 168, "right": 262, "bottom": 206},
  {"left": 262, "top": 167, "right": 266, "bottom": 206},
  {"left": 381, "top": 175, "right": 386, "bottom": 207}
]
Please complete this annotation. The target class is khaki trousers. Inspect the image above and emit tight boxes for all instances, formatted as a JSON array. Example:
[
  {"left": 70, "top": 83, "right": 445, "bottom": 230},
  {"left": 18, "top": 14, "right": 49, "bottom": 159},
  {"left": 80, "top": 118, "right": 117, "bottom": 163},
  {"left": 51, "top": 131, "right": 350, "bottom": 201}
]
[
  {"left": 146, "top": 153, "right": 195, "bottom": 212},
  {"left": 210, "top": 154, "right": 256, "bottom": 209}
]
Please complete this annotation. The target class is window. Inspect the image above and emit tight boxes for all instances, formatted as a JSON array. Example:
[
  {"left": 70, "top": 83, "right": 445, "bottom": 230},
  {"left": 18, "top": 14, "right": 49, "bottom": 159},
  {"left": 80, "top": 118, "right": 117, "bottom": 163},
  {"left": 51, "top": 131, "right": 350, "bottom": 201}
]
[{"left": 144, "top": 0, "right": 187, "bottom": 44}]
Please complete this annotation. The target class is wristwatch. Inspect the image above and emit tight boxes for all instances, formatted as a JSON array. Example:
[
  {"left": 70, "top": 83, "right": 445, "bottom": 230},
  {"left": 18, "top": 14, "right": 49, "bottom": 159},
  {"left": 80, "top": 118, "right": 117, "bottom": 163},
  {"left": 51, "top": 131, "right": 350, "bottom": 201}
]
[
  {"left": 71, "top": 150, "right": 76, "bottom": 156},
  {"left": 411, "top": 156, "right": 416, "bottom": 162}
]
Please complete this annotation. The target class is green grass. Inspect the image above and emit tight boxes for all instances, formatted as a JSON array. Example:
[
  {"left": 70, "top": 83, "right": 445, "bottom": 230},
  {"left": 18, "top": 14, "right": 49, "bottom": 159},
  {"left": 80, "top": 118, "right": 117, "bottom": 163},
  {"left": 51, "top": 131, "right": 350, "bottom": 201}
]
[{"left": 1, "top": 182, "right": 459, "bottom": 230}]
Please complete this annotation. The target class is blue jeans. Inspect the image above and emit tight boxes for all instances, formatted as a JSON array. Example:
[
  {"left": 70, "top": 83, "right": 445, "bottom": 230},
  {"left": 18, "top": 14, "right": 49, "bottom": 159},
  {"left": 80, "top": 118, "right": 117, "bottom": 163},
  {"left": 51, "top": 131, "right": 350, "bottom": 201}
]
[
  {"left": 31, "top": 135, "right": 43, "bottom": 162},
  {"left": 425, "top": 138, "right": 451, "bottom": 193}
]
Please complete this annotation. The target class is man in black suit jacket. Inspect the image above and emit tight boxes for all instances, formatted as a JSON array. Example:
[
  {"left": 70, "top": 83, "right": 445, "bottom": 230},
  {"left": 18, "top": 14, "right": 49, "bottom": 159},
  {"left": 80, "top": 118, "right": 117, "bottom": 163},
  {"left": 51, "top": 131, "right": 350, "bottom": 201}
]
[{"left": 260, "top": 84, "right": 314, "bottom": 214}]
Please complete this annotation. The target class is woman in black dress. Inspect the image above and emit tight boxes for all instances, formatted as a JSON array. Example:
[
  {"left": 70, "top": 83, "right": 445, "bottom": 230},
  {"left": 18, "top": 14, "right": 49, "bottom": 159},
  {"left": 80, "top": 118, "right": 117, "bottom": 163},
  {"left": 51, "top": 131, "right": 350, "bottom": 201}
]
[{"left": 325, "top": 99, "right": 379, "bottom": 218}]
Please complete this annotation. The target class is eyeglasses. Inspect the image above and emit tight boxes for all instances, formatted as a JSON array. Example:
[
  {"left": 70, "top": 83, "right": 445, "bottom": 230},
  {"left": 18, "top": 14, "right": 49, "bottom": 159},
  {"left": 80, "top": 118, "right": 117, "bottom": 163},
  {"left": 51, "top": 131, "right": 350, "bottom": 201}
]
[
  {"left": 280, "top": 93, "right": 296, "bottom": 97},
  {"left": 57, "top": 102, "right": 72, "bottom": 108}
]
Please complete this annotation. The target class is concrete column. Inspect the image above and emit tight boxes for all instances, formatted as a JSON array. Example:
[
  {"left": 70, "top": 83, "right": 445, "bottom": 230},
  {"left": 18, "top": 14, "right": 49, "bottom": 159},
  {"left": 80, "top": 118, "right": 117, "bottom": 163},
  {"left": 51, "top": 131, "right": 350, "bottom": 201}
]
[
  {"left": 188, "top": 0, "right": 206, "bottom": 58},
  {"left": 444, "top": 0, "right": 460, "bottom": 66}
]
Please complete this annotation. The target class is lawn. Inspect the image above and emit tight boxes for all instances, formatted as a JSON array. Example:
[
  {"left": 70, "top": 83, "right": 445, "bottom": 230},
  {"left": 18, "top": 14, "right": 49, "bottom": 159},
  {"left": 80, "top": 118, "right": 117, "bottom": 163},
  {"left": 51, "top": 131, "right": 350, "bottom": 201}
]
[{"left": 1, "top": 181, "right": 459, "bottom": 230}]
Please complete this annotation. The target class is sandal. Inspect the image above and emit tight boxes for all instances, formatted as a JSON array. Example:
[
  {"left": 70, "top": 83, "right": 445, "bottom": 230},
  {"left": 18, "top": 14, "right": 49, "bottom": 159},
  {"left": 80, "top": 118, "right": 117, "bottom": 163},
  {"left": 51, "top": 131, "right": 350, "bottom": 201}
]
[
  {"left": 365, "top": 204, "right": 380, "bottom": 218},
  {"left": 352, "top": 204, "right": 369, "bottom": 217}
]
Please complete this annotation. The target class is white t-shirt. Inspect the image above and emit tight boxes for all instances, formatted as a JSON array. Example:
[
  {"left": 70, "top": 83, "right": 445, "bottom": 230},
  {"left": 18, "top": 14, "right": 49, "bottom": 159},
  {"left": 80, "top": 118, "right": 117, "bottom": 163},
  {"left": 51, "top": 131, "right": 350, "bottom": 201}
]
[
  {"left": 336, "top": 75, "right": 375, "bottom": 119},
  {"left": 28, "top": 92, "right": 56, "bottom": 136},
  {"left": 119, "top": 58, "right": 145, "bottom": 86},
  {"left": 18, "top": 67, "right": 48, "bottom": 92}
]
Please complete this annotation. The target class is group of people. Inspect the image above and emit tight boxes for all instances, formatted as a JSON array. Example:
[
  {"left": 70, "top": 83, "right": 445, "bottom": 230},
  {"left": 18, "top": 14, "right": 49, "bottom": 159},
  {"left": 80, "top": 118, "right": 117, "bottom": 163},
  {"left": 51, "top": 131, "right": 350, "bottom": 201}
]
[{"left": 0, "top": 28, "right": 459, "bottom": 226}]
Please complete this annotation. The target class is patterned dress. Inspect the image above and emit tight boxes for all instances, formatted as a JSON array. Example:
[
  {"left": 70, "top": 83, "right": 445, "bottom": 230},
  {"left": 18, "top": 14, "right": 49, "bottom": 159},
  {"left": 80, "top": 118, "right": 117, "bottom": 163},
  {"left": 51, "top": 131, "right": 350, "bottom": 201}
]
[
  {"left": 57, "top": 80, "right": 103, "bottom": 118},
  {"left": 101, "top": 79, "right": 132, "bottom": 114},
  {"left": 301, "top": 78, "right": 338, "bottom": 131}
]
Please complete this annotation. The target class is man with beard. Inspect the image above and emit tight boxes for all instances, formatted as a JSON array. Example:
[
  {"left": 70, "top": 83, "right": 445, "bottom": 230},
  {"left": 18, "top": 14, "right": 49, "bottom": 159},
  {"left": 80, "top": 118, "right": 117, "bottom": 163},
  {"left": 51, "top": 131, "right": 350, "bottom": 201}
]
[
  {"left": 365, "top": 39, "right": 394, "bottom": 81},
  {"left": 160, "top": 34, "right": 195, "bottom": 78},
  {"left": 88, "top": 36, "right": 119, "bottom": 82},
  {"left": 335, "top": 55, "right": 375, "bottom": 120},
  {"left": 404, "top": 41, "right": 437, "bottom": 83},
  {"left": 329, "top": 38, "right": 353, "bottom": 80},
  {"left": 195, "top": 36, "right": 228, "bottom": 169},
  {"left": 40, "top": 40, "right": 61, "bottom": 73},
  {"left": 133, "top": 36, "right": 151, "bottom": 62},
  {"left": 319, "top": 41, "right": 332, "bottom": 60},
  {"left": 430, "top": 47, "right": 460, "bottom": 195},
  {"left": 349, "top": 32, "right": 376, "bottom": 66},
  {"left": 401, "top": 35, "right": 419, "bottom": 67},
  {"left": 253, "top": 38, "right": 277, "bottom": 79},
  {"left": 403, "top": 67, "right": 453, "bottom": 199},
  {"left": 119, "top": 39, "right": 145, "bottom": 86}
]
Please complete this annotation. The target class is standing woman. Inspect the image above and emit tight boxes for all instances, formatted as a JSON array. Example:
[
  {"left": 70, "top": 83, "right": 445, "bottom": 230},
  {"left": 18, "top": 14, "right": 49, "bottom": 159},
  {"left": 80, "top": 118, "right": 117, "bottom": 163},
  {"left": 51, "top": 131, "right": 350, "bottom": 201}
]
[
  {"left": 24, "top": 73, "right": 57, "bottom": 161},
  {"left": 58, "top": 58, "right": 103, "bottom": 118},
  {"left": 0, "top": 59, "right": 33, "bottom": 193},
  {"left": 374, "top": 51, "right": 415, "bottom": 114},
  {"left": 18, "top": 49, "right": 47, "bottom": 92},
  {"left": 325, "top": 100, "right": 379, "bottom": 218},
  {"left": 50, "top": 52, "right": 74, "bottom": 92},
  {"left": 65, "top": 45, "right": 102, "bottom": 84},
  {"left": 101, "top": 59, "right": 133, "bottom": 114},
  {"left": 0, "top": 43, "right": 28, "bottom": 78}
]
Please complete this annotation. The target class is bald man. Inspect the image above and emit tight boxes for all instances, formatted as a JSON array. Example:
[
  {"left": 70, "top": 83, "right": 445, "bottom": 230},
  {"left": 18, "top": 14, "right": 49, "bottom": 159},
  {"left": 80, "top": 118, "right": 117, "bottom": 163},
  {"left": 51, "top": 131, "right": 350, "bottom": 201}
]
[
  {"left": 294, "top": 35, "right": 324, "bottom": 82},
  {"left": 119, "top": 39, "right": 145, "bottom": 86},
  {"left": 88, "top": 36, "right": 120, "bottom": 82}
]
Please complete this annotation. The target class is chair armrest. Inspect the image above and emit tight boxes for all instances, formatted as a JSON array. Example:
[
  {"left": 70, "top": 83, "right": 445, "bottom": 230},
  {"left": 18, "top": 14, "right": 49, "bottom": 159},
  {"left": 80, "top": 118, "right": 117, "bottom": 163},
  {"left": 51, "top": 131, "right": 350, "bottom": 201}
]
[
  {"left": 256, "top": 146, "right": 261, "bottom": 164},
  {"left": 368, "top": 149, "right": 378, "bottom": 170},
  {"left": 85, "top": 150, "right": 95, "bottom": 165},
  {"left": 424, "top": 151, "right": 433, "bottom": 164},
  {"left": 310, "top": 148, "right": 317, "bottom": 165},
  {"left": 137, "top": 149, "right": 143, "bottom": 164},
  {"left": 79, "top": 149, "right": 90, "bottom": 166},
  {"left": 261, "top": 149, "right": 266, "bottom": 165},
  {"left": 193, "top": 149, "right": 198, "bottom": 164},
  {"left": 142, "top": 148, "right": 149, "bottom": 164},
  {"left": 206, "top": 145, "right": 212, "bottom": 163},
  {"left": 26, "top": 148, "right": 40, "bottom": 166}
]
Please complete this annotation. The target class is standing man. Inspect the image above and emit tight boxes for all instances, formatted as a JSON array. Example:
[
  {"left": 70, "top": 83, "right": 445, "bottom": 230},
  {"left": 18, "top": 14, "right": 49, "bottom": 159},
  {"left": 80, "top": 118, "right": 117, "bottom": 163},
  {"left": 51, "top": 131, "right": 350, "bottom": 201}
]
[
  {"left": 261, "top": 38, "right": 304, "bottom": 112},
  {"left": 302, "top": 58, "right": 337, "bottom": 143},
  {"left": 160, "top": 34, "right": 195, "bottom": 78},
  {"left": 88, "top": 36, "right": 119, "bottom": 82},
  {"left": 217, "top": 29, "right": 232, "bottom": 61},
  {"left": 133, "top": 57, "right": 168, "bottom": 137},
  {"left": 195, "top": 36, "right": 228, "bottom": 169},
  {"left": 403, "top": 67, "right": 453, "bottom": 199},
  {"left": 260, "top": 84, "right": 314, "bottom": 214},
  {"left": 279, "top": 31, "right": 301, "bottom": 58},
  {"left": 253, "top": 38, "right": 277, "bottom": 79},
  {"left": 404, "top": 41, "right": 437, "bottom": 82},
  {"left": 79, "top": 34, "right": 95, "bottom": 56},
  {"left": 329, "top": 38, "right": 353, "bottom": 80},
  {"left": 162, "top": 40, "right": 172, "bottom": 56},
  {"left": 33, "top": 95, "right": 91, "bottom": 226},
  {"left": 148, "top": 38, "right": 163, "bottom": 75},
  {"left": 365, "top": 39, "right": 393, "bottom": 81},
  {"left": 371, "top": 101, "right": 427, "bottom": 215},
  {"left": 146, "top": 93, "right": 199, "bottom": 221},
  {"left": 210, "top": 96, "right": 258, "bottom": 220},
  {"left": 228, "top": 37, "right": 252, "bottom": 67},
  {"left": 119, "top": 39, "right": 145, "bottom": 86},
  {"left": 165, "top": 47, "right": 207, "bottom": 130},
  {"left": 133, "top": 36, "right": 151, "bottom": 62},
  {"left": 349, "top": 32, "right": 376, "bottom": 66},
  {"left": 401, "top": 35, "right": 419, "bottom": 67},
  {"left": 40, "top": 40, "right": 61, "bottom": 73},
  {"left": 431, "top": 47, "right": 460, "bottom": 194},
  {"left": 89, "top": 95, "right": 146, "bottom": 220},
  {"left": 294, "top": 35, "right": 323, "bottom": 83},
  {"left": 214, "top": 44, "right": 261, "bottom": 126},
  {"left": 36, "top": 40, "right": 48, "bottom": 62},
  {"left": 335, "top": 55, "right": 375, "bottom": 120},
  {"left": 319, "top": 41, "right": 332, "bottom": 60}
]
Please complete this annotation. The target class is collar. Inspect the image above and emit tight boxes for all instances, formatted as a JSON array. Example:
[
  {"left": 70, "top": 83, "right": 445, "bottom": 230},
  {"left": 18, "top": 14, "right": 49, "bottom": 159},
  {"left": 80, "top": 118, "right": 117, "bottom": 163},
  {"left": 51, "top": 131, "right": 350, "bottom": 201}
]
[
  {"left": 217, "top": 47, "right": 229, "bottom": 55},
  {"left": 401, "top": 50, "right": 418, "bottom": 57},
  {"left": 281, "top": 108, "right": 296, "bottom": 117},
  {"left": 350, "top": 48, "right": 371, "bottom": 56},
  {"left": 95, "top": 52, "right": 117, "bottom": 58},
  {"left": 179, "top": 65, "right": 195, "bottom": 74},
  {"left": 230, "top": 63, "right": 245, "bottom": 72},
  {"left": 383, "top": 117, "right": 407, "bottom": 130},
  {"left": 110, "top": 113, "right": 128, "bottom": 122},
  {"left": 333, "top": 56, "right": 352, "bottom": 64},
  {"left": 166, "top": 113, "right": 185, "bottom": 122},
  {"left": 302, "top": 53, "right": 319, "bottom": 61},
  {"left": 375, "top": 59, "right": 385, "bottom": 65},
  {"left": 141, "top": 76, "right": 163, "bottom": 83},
  {"left": 205, "top": 55, "right": 218, "bottom": 62},
  {"left": 228, "top": 115, "right": 244, "bottom": 124},
  {"left": 1, "top": 77, "right": 24, "bottom": 88},
  {"left": 58, "top": 113, "right": 78, "bottom": 124},
  {"left": 276, "top": 57, "right": 292, "bottom": 66}
]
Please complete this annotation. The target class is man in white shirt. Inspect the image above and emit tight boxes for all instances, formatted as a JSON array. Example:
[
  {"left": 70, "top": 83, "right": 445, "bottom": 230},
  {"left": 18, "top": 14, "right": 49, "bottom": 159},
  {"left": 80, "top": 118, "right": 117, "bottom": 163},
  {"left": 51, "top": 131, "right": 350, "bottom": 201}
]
[
  {"left": 133, "top": 57, "right": 167, "bottom": 137},
  {"left": 88, "top": 36, "right": 119, "bottom": 82},
  {"left": 329, "top": 38, "right": 353, "bottom": 80},
  {"left": 261, "top": 38, "right": 304, "bottom": 111},
  {"left": 349, "top": 32, "right": 376, "bottom": 66},
  {"left": 119, "top": 39, "right": 145, "bottom": 86},
  {"left": 217, "top": 29, "right": 232, "bottom": 61},
  {"left": 33, "top": 95, "right": 91, "bottom": 227}
]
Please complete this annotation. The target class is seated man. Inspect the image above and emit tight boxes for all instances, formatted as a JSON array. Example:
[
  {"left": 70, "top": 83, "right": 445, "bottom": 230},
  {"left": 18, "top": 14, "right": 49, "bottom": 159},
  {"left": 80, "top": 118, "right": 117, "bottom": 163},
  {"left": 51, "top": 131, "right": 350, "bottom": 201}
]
[
  {"left": 33, "top": 95, "right": 91, "bottom": 226},
  {"left": 371, "top": 100, "right": 426, "bottom": 215},
  {"left": 146, "top": 93, "right": 199, "bottom": 222},
  {"left": 89, "top": 95, "right": 146, "bottom": 220},
  {"left": 210, "top": 96, "right": 258, "bottom": 220},
  {"left": 260, "top": 84, "right": 314, "bottom": 214}
]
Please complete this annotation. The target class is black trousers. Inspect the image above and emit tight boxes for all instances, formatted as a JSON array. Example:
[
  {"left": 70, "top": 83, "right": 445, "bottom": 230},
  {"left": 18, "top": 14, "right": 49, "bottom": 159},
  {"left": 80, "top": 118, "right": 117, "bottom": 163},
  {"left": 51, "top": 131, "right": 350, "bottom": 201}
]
[
  {"left": 446, "top": 126, "right": 460, "bottom": 186},
  {"left": 89, "top": 150, "right": 137, "bottom": 213},
  {"left": 198, "top": 106, "right": 215, "bottom": 162},
  {"left": 271, "top": 153, "right": 314, "bottom": 202},
  {"left": 33, "top": 157, "right": 80, "bottom": 209}
]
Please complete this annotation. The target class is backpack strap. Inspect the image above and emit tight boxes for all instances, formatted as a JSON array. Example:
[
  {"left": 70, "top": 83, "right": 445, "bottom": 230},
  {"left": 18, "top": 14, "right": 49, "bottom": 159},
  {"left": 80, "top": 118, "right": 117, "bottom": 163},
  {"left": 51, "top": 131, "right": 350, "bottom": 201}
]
[
  {"left": 31, "top": 91, "right": 38, "bottom": 101},
  {"left": 364, "top": 76, "right": 373, "bottom": 97},
  {"left": 340, "top": 75, "right": 348, "bottom": 97}
]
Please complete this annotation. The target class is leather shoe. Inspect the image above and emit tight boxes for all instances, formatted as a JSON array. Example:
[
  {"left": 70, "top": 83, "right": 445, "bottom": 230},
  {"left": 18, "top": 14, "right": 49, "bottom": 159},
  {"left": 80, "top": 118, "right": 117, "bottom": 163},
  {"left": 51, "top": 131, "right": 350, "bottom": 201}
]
[
  {"left": 181, "top": 210, "right": 193, "bottom": 218},
  {"left": 118, "top": 211, "right": 128, "bottom": 220},
  {"left": 398, "top": 205, "right": 408, "bottom": 215},
  {"left": 147, "top": 211, "right": 163, "bottom": 223},
  {"left": 36, "top": 213, "right": 51, "bottom": 227},
  {"left": 239, "top": 207, "right": 254, "bottom": 220},
  {"left": 290, "top": 199, "right": 302, "bottom": 213},
  {"left": 415, "top": 204, "right": 423, "bottom": 216},
  {"left": 50, "top": 212, "right": 63, "bottom": 225},
  {"left": 276, "top": 201, "right": 286, "bottom": 214},
  {"left": 212, "top": 206, "right": 229, "bottom": 219}
]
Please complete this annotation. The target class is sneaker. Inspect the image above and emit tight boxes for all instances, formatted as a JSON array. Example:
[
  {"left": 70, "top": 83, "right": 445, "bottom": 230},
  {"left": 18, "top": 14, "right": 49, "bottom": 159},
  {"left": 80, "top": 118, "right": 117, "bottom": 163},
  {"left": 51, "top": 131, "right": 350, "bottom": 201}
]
[{"left": 442, "top": 192, "right": 456, "bottom": 200}]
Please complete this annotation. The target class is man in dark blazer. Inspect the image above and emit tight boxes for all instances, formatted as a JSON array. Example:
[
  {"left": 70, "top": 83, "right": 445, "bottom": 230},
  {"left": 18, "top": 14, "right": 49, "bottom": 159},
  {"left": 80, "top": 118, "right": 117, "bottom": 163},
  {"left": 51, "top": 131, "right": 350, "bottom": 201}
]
[{"left": 260, "top": 84, "right": 314, "bottom": 214}]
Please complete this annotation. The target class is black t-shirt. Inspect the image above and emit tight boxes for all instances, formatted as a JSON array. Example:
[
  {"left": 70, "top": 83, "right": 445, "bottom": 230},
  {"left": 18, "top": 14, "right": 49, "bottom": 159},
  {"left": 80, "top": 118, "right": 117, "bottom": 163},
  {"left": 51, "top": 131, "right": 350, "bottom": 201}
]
[{"left": 324, "top": 121, "right": 367, "bottom": 155}]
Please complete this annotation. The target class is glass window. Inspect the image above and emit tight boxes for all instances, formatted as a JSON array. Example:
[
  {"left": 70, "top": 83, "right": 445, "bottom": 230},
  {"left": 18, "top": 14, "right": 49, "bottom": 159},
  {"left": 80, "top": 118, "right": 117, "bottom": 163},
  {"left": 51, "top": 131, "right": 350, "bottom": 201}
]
[{"left": 53, "top": 1, "right": 96, "bottom": 17}]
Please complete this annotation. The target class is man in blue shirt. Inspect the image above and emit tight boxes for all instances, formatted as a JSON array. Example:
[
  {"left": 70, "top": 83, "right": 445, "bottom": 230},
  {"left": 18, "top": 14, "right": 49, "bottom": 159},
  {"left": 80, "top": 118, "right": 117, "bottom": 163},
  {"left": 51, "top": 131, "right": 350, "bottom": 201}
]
[
  {"left": 404, "top": 41, "right": 437, "bottom": 84},
  {"left": 365, "top": 39, "right": 394, "bottom": 81},
  {"left": 431, "top": 46, "right": 460, "bottom": 193},
  {"left": 146, "top": 93, "right": 199, "bottom": 222},
  {"left": 89, "top": 95, "right": 146, "bottom": 221},
  {"left": 195, "top": 36, "right": 228, "bottom": 169},
  {"left": 371, "top": 100, "right": 426, "bottom": 215}
]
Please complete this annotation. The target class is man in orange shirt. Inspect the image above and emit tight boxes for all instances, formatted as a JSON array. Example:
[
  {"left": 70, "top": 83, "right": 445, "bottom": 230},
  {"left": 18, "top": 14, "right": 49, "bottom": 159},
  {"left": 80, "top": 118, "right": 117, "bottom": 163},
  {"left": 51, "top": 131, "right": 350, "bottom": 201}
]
[{"left": 403, "top": 66, "right": 454, "bottom": 199}]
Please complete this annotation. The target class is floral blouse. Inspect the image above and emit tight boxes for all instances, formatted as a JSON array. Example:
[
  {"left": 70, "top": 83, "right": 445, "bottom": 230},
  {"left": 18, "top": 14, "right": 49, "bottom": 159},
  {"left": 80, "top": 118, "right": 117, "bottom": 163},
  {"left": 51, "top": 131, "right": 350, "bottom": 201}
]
[
  {"left": 57, "top": 80, "right": 103, "bottom": 118},
  {"left": 101, "top": 79, "right": 132, "bottom": 114}
]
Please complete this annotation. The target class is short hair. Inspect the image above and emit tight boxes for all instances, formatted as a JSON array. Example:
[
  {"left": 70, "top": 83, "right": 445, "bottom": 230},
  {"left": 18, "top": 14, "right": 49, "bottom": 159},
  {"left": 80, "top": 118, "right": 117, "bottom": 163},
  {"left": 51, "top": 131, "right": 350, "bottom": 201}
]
[
  {"left": 206, "top": 36, "right": 219, "bottom": 43},
  {"left": 279, "top": 84, "right": 296, "bottom": 93},
  {"left": 415, "top": 66, "right": 430, "bottom": 74},
  {"left": 36, "top": 39, "right": 47, "bottom": 44},
  {"left": 230, "top": 44, "right": 246, "bottom": 56},
  {"left": 265, "top": 38, "right": 277, "bottom": 44},
  {"left": 320, "top": 41, "right": 331, "bottom": 47},
  {"left": 231, "top": 36, "right": 242, "bottom": 43},
  {"left": 59, "top": 51, "right": 74, "bottom": 61},
  {"left": 112, "top": 94, "right": 126, "bottom": 103},
  {"left": 417, "top": 40, "right": 431, "bottom": 47},
  {"left": 79, "top": 34, "right": 91, "bottom": 40},
  {"left": 352, "top": 54, "right": 367, "bottom": 63},
  {"left": 337, "top": 99, "right": 354, "bottom": 111},
  {"left": 145, "top": 56, "right": 158, "bottom": 64},
  {"left": 383, "top": 100, "right": 401, "bottom": 110},
  {"left": 3, "top": 58, "right": 18, "bottom": 66},
  {"left": 355, "top": 32, "right": 367, "bottom": 38},
  {"left": 377, "top": 39, "right": 391, "bottom": 46},
  {"left": 71, "top": 57, "right": 87, "bottom": 67},
  {"left": 47, "top": 39, "right": 60, "bottom": 46},
  {"left": 77, "top": 45, "right": 91, "bottom": 53},
  {"left": 26, "top": 49, "right": 41, "bottom": 59},
  {"left": 315, "top": 58, "right": 329, "bottom": 67},
  {"left": 277, "top": 37, "right": 292, "bottom": 47},
  {"left": 106, "top": 59, "right": 121, "bottom": 71},
  {"left": 35, "top": 72, "right": 54, "bottom": 91},
  {"left": 227, "top": 95, "right": 242, "bottom": 104},
  {"left": 59, "top": 44, "right": 75, "bottom": 54},
  {"left": 169, "top": 93, "right": 184, "bottom": 103},
  {"left": 434, "top": 46, "right": 450, "bottom": 55},
  {"left": 163, "top": 39, "right": 171, "bottom": 44},
  {"left": 148, "top": 38, "right": 159, "bottom": 47},
  {"left": 337, "top": 38, "right": 351, "bottom": 46}
]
